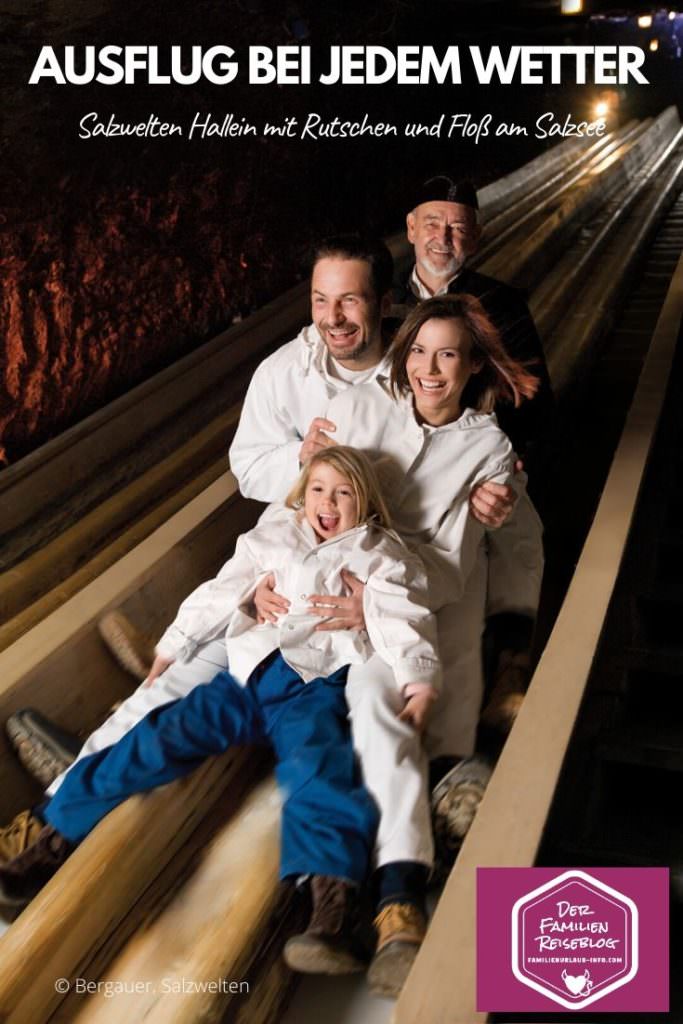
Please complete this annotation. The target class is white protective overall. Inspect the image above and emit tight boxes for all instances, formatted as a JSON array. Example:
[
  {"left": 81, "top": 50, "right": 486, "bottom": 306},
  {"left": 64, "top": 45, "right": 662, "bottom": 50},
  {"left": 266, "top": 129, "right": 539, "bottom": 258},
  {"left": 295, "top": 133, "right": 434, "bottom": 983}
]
[
  {"left": 327, "top": 379, "right": 544, "bottom": 867},
  {"left": 47, "top": 325, "right": 388, "bottom": 797}
]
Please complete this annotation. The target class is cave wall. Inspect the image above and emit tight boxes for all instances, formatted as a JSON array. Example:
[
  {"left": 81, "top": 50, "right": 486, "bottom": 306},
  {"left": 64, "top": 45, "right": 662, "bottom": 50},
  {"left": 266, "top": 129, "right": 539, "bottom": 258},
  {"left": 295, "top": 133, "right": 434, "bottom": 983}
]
[{"left": 1, "top": 169, "right": 266, "bottom": 464}]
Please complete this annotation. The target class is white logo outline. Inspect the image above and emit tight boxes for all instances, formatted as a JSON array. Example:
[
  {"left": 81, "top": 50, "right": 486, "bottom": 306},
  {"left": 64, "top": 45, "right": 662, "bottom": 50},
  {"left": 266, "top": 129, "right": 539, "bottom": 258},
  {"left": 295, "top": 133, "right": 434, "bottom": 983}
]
[{"left": 511, "top": 869, "right": 639, "bottom": 1009}]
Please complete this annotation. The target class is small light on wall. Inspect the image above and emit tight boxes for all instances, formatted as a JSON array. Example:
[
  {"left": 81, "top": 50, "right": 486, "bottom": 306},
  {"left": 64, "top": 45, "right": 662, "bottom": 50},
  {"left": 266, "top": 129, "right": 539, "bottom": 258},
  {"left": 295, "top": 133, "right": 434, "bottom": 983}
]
[
  {"left": 649, "top": 37, "right": 660, "bottom": 50},
  {"left": 669, "top": 10, "right": 677, "bottom": 19},
  {"left": 594, "top": 101, "right": 609, "bottom": 118},
  {"left": 561, "top": 0, "right": 583, "bottom": 14},
  {"left": 638, "top": 14, "right": 653, "bottom": 28}
]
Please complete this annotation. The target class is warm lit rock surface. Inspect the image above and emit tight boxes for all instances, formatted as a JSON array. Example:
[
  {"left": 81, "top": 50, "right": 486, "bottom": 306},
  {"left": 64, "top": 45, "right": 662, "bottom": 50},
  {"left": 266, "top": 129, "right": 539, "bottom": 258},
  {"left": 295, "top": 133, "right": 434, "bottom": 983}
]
[{"left": 0, "top": 171, "right": 280, "bottom": 465}]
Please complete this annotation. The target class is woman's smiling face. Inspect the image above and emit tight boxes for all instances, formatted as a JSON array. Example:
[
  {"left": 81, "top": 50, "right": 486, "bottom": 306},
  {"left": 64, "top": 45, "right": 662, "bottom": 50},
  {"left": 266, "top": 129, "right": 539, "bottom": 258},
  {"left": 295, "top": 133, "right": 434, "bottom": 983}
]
[
  {"left": 406, "top": 316, "right": 481, "bottom": 426},
  {"left": 304, "top": 461, "right": 359, "bottom": 541}
]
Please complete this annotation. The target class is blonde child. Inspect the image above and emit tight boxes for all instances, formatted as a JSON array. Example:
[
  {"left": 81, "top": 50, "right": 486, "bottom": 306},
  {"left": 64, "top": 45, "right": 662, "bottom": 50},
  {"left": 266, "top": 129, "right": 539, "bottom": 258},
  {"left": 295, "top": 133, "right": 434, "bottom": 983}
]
[{"left": 0, "top": 447, "right": 440, "bottom": 975}]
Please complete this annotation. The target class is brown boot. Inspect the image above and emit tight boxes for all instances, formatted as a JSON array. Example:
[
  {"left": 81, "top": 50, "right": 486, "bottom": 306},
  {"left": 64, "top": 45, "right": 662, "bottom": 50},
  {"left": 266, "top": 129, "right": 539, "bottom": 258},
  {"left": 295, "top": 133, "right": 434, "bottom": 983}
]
[
  {"left": 480, "top": 650, "right": 531, "bottom": 733},
  {"left": 98, "top": 611, "right": 155, "bottom": 681},
  {"left": 0, "top": 810, "right": 45, "bottom": 864},
  {"left": 0, "top": 824, "right": 71, "bottom": 921},
  {"left": 367, "top": 902, "right": 426, "bottom": 998},
  {"left": 283, "top": 876, "right": 371, "bottom": 974}
]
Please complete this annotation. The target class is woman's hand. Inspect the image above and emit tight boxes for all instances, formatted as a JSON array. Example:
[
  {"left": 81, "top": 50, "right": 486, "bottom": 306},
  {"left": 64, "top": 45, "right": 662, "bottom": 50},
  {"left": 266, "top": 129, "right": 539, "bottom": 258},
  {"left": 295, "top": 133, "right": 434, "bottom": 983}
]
[
  {"left": 254, "top": 573, "right": 290, "bottom": 624},
  {"left": 307, "top": 569, "right": 366, "bottom": 632},
  {"left": 469, "top": 460, "right": 524, "bottom": 528},
  {"left": 143, "top": 654, "right": 174, "bottom": 688},
  {"left": 298, "top": 417, "right": 337, "bottom": 464},
  {"left": 397, "top": 689, "right": 436, "bottom": 732}
]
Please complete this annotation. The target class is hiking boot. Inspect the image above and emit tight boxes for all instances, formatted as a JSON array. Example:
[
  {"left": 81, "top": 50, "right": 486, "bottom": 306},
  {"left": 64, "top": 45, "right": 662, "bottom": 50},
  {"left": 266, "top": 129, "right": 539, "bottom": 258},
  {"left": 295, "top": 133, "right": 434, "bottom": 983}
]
[
  {"left": 367, "top": 902, "right": 426, "bottom": 998},
  {"left": 98, "top": 611, "right": 155, "bottom": 681},
  {"left": 283, "top": 875, "right": 371, "bottom": 974},
  {"left": 431, "top": 755, "right": 492, "bottom": 875},
  {"left": 481, "top": 650, "right": 531, "bottom": 733},
  {"left": 0, "top": 824, "right": 71, "bottom": 921},
  {"left": 0, "top": 810, "right": 45, "bottom": 865},
  {"left": 6, "top": 709, "right": 81, "bottom": 789}
]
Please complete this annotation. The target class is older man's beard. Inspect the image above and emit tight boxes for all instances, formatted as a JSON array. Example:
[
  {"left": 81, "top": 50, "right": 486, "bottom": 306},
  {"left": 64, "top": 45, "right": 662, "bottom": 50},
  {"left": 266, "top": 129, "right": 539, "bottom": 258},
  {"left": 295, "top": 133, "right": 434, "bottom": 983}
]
[{"left": 419, "top": 249, "right": 465, "bottom": 280}]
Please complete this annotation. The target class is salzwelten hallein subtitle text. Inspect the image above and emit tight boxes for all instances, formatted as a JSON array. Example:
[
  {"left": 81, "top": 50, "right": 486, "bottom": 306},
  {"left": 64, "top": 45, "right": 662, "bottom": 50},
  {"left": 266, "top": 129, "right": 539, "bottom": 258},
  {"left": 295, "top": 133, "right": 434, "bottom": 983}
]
[{"left": 75, "top": 110, "right": 610, "bottom": 142}]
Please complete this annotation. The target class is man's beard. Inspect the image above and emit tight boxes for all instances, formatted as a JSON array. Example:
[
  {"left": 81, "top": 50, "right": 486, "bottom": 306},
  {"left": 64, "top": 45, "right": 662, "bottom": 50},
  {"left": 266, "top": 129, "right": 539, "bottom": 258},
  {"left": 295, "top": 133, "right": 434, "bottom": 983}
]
[
  {"left": 326, "top": 333, "right": 372, "bottom": 362},
  {"left": 419, "top": 250, "right": 464, "bottom": 280}
]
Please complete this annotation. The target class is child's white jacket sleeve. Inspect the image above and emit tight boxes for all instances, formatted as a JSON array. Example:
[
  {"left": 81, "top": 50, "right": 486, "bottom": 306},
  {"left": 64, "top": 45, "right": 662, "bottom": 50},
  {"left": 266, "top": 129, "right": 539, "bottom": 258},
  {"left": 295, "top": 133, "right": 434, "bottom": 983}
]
[
  {"left": 156, "top": 533, "right": 264, "bottom": 663},
  {"left": 362, "top": 539, "right": 442, "bottom": 694}
]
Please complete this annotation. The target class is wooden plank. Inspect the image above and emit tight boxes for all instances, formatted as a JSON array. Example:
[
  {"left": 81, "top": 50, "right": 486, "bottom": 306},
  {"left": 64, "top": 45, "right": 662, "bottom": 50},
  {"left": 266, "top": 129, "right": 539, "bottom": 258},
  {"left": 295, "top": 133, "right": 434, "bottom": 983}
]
[
  {"left": 0, "top": 397, "right": 245, "bottom": 647},
  {"left": 64, "top": 778, "right": 283, "bottom": 1024},
  {"left": 0, "top": 751, "right": 252, "bottom": 1023}
]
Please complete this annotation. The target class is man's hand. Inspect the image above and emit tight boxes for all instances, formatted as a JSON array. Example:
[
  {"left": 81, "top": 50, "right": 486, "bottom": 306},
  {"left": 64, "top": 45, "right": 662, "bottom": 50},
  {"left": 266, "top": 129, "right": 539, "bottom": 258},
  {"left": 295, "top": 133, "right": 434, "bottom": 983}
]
[
  {"left": 144, "top": 654, "right": 174, "bottom": 688},
  {"left": 469, "top": 460, "right": 524, "bottom": 528},
  {"left": 254, "top": 573, "right": 290, "bottom": 624},
  {"left": 397, "top": 690, "right": 436, "bottom": 732},
  {"left": 299, "top": 417, "right": 337, "bottom": 464},
  {"left": 307, "top": 569, "right": 366, "bottom": 632}
]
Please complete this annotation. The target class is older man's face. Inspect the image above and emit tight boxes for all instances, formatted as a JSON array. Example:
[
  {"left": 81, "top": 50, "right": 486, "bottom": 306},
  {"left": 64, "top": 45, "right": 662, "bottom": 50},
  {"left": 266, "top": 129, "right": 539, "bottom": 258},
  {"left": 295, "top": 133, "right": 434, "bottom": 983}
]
[
  {"left": 311, "top": 257, "right": 384, "bottom": 369},
  {"left": 407, "top": 201, "right": 481, "bottom": 283}
]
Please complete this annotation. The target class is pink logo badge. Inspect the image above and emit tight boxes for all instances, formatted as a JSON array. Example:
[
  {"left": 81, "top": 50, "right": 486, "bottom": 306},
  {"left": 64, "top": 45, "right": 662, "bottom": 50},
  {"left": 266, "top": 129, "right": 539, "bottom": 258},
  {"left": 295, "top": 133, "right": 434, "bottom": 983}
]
[{"left": 477, "top": 867, "right": 669, "bottom": 1013}]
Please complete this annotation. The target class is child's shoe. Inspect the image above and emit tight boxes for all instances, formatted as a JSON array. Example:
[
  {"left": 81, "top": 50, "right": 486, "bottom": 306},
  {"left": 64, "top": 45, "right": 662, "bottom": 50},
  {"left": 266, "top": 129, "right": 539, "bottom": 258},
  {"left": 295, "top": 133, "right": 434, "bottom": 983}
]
[
  {"left": 283, "top": 875, "right": 370, "bottom": 974},
  {"left": 98, "top": 611, "right": 155, "bottom": 681},
  {"left": 0, "top": 809, "right": 46, "bottom": 864},
  {"left": 0, "top": 824, "right": 71, "bottom": 921},
  {"left": 367, "top": 901, "right": 426, "bottom": 998}
]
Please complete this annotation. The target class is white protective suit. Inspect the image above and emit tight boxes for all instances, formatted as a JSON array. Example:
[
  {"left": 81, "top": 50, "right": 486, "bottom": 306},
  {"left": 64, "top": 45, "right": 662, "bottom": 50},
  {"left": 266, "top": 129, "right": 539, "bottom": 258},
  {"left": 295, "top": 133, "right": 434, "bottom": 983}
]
[
  {"left": 326, "top": 378, "right": 544, "bottom": 867},
  {"left": 155, "top": 507, "right": 441, "bottom": 693},
  {"left": 46, "top": 325, "right": 389, "bottom": 797},
  {"left": 229, "top": 324, "right": 391, "bottom": 502}
]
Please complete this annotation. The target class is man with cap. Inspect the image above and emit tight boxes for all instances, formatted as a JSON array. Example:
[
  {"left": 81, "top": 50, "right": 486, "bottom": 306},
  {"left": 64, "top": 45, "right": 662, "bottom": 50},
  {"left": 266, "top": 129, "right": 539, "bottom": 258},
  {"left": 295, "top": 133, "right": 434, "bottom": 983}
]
[{"left": 395, "top": 176, "right": 554, "bottom": 472}]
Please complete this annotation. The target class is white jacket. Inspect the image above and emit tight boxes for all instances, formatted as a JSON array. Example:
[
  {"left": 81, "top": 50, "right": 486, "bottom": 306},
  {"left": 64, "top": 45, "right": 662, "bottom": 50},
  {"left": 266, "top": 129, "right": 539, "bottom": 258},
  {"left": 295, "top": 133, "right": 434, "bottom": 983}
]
[
  {"left": 156, "top": 506, "right": 441, "bottom": 693},
  {"left": 228, "top": 324, "right": 391, "bottom": 502},
  {"left": 325, "top": 379, "right": 533, "bottom": 611}
]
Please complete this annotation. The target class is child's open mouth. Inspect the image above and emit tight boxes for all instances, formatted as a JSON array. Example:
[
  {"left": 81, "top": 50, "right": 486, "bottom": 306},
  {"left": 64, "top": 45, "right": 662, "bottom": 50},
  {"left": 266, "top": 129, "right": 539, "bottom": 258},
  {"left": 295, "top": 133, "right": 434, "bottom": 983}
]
[{"left": 317, "top": 514, "right": 340, "bottom": 533}]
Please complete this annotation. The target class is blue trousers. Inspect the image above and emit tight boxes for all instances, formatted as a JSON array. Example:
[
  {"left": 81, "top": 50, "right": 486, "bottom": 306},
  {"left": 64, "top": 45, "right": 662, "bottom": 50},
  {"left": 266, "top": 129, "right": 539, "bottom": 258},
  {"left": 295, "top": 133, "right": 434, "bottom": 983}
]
[{"left": 44, "top": 652, "right": 378, "bottom": 883}]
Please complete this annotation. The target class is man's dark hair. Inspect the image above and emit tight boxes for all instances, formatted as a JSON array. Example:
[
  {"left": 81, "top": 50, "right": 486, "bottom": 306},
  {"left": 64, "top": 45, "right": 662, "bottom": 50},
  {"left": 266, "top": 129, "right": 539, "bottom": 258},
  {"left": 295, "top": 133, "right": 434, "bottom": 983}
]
[{"left": 310, "top": 234, "right": 394, "bottom": 301}]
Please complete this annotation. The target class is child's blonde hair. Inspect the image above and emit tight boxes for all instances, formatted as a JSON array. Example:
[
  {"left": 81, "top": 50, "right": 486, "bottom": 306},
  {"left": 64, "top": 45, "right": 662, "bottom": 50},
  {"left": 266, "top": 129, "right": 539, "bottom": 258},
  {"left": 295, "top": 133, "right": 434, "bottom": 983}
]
[{"left": 286, "top": 446, "right": 393, "bottom": 530}]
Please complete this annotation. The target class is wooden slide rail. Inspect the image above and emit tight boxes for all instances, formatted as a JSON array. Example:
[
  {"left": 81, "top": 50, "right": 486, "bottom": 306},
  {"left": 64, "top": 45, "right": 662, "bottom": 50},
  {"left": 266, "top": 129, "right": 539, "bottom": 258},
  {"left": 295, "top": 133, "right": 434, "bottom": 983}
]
[
  {"left": 394, "top": 252, "right": 683, "bottom": 1024},
  {"left": 484, "top": 107, "right": 681, "bottom": 290},
  {"left": 0, "top": 124, "right": 679, "bottom": 1021}
]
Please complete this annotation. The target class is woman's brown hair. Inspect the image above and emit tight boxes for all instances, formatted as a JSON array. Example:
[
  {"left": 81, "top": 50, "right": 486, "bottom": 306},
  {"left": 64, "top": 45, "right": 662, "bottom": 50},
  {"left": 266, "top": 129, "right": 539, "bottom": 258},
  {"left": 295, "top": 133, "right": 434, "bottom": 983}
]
[{"left": 389, "top": 293, "right": 539, "bottom": 412}]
